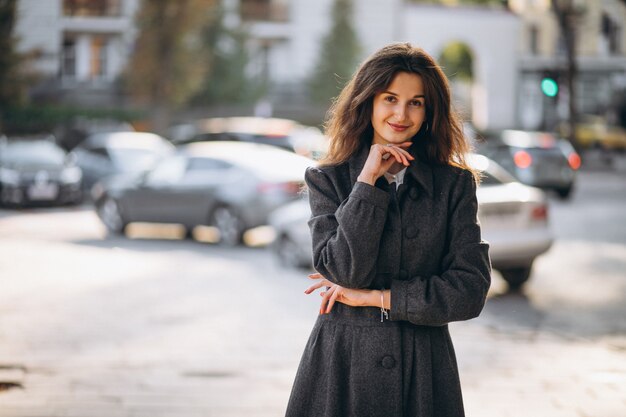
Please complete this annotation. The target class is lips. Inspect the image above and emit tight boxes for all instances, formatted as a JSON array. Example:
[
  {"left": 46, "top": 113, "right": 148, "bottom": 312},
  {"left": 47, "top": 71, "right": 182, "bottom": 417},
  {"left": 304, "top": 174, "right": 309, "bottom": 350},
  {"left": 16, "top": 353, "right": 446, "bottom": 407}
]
[{"left": 388, "top": 122, "right": 410, "bottom": 132}]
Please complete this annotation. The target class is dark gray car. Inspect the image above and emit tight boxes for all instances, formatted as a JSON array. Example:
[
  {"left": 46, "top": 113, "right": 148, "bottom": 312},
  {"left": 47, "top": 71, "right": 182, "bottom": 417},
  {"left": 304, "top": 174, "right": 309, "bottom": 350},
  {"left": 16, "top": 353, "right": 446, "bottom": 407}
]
[
  {"left": 476, "top": 129, "right": 580, "bottom": 199},
  {"left": 92, "top": 141, "right": 315, "bottom": 245},
  {"left": 0, "top": 137, "right": 83, "bottom": 207}
]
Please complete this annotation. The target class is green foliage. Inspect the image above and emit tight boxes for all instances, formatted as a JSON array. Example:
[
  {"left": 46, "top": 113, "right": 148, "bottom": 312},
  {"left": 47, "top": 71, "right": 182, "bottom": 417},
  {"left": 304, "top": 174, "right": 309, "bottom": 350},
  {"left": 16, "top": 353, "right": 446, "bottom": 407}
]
[
  {"left": 1, "top": 106, "right": 144, "bottom": 135},
  {"left": 438, "top": 42, "right": 474, "bottom": 81},
  {"left": 308, "top": 0, "right": 361, "bottom": 105},
  {"left": 190, "top": 6, "right": 261, "bottom": 106}
]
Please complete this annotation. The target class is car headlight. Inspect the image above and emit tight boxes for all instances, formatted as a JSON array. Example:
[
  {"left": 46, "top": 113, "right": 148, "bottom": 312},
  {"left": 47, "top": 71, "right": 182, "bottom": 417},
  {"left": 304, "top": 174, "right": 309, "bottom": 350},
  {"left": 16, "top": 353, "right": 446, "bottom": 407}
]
[
  {"left": 60, "top": 166, "right": 82, "bottom": 184},
  {"left": 0, "top": 167, "right": 20, "bottom": 185}
]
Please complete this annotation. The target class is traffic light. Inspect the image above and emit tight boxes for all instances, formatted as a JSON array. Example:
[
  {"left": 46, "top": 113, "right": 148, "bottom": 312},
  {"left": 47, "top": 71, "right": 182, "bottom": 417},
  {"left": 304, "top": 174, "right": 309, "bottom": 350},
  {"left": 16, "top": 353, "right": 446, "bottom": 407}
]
[{"left": 541, "top": 71, "right": 559, "bottom": 97}]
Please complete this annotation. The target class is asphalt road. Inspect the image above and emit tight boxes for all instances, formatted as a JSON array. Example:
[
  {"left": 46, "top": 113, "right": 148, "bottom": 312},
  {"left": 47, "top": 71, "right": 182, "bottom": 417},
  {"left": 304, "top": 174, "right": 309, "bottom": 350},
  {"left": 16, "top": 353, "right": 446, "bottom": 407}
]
[{"left": 0, "top": 165, "right": 624, "bottom": 417}]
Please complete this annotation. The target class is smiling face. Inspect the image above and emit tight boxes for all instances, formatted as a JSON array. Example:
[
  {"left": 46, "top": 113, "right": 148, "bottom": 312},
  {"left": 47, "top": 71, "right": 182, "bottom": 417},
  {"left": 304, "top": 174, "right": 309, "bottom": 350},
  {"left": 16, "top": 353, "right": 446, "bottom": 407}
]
[{"left": 371, "top": 71, "right": 426, "bottom": 146}]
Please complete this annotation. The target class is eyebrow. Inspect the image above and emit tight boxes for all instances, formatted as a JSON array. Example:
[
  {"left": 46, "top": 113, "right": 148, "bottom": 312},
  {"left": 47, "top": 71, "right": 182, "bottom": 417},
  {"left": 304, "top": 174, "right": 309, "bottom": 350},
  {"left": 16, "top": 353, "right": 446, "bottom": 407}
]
[{"left": 383, "top": 91, "right": 425, "bottom": 99}]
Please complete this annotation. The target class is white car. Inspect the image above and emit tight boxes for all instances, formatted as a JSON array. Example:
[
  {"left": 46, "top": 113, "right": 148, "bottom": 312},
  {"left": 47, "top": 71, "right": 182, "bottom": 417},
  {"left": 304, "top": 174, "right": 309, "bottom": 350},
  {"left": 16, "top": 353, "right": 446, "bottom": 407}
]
[{"left": 269, "top": 154, "right": 553, "bottom": 289}]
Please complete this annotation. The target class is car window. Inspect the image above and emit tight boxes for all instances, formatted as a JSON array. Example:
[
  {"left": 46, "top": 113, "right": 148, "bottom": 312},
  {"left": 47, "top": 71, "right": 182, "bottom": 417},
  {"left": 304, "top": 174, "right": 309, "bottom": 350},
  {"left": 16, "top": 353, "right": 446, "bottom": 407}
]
[
  {"left": 248, "top": 134, "right": 293, "bottom": 151},
  {"left": 182, "top": 157, "right": 234, "bottom": 185},
  {"left": 108, "top": 148, "right": 165, "bottom": 172},
  {"left": 89, "top": 147, "right": 110, "bottom": 159},
  {"left": 187, "top": 157, "right": 232, "bottom": 171},
  {"left": 145, "top": 156, "right": 186, "bottom": 185},
  {"left": 480, "top": 172, "right": 502, "bottom": 186}
]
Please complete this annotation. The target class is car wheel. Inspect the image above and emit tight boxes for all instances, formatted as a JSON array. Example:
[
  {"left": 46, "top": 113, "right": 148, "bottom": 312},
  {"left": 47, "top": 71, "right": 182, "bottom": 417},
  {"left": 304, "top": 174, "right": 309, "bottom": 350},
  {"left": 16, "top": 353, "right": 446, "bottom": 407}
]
[
  {"left": 97, "top": 197, "right": 126, "bottom": 234},
  {"left": 274, "top": 234, "right": 311, "bottom": 269},
  {"left": 499, "top": 266, "right": 532, "bottom": 290},
  {"left": 211, "top": 206, "right": 244, "bottom": 246}
]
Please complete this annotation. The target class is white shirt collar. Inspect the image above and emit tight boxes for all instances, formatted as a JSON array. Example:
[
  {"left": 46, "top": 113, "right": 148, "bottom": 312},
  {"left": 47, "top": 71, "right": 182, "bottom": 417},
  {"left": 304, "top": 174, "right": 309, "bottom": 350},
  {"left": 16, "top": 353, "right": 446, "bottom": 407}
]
[{"left": 383, "top": 167, "right": 407, "bottom": 189}]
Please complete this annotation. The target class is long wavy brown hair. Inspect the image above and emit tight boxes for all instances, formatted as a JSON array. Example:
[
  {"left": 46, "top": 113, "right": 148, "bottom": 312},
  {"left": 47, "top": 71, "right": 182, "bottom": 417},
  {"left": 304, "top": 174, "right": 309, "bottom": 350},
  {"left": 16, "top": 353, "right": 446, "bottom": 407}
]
[{"left": 321, "top": 42, "right": 477, "bottom": 179}]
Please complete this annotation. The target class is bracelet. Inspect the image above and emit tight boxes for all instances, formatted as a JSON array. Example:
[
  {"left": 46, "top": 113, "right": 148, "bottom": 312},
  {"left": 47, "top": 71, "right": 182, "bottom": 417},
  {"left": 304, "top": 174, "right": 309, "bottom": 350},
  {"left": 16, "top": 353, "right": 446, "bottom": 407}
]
[{"left": 380, "top": 290, "right": 389, "bottom": 322}]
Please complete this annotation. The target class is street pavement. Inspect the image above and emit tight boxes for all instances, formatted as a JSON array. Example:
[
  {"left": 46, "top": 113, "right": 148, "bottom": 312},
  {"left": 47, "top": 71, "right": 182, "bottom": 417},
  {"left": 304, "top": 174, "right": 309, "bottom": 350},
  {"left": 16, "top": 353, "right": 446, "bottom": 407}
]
[{"left": 0, "top": 161, "right": 624, "bottom": 416}]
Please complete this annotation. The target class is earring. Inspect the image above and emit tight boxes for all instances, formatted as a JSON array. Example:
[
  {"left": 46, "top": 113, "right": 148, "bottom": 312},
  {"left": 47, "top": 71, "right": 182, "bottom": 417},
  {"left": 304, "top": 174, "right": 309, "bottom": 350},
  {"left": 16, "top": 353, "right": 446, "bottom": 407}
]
[{"left": 423, "top": 122, "right": 429, "bottom": 132}]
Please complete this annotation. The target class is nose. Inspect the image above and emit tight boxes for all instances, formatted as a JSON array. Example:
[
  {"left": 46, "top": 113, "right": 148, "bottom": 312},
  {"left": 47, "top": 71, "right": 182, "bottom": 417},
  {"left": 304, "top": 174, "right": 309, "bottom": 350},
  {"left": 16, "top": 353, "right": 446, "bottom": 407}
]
[{"left": 394, "top": 104, "right": 407, "bottom": 121}]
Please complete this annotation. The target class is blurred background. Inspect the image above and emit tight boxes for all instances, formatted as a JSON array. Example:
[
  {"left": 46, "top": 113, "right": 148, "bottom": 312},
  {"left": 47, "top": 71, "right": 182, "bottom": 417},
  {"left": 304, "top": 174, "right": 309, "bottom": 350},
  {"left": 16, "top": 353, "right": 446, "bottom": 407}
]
[{"left": 0, "top": 0, "right": 625, "bottom": 416}]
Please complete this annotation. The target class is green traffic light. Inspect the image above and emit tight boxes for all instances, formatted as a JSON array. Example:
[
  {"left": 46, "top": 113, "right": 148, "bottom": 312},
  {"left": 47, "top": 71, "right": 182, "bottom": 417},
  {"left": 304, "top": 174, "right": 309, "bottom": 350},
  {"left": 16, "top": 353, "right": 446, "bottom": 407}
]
[{"left": 541, "top": 78, "right": 558, "bottom": 97}]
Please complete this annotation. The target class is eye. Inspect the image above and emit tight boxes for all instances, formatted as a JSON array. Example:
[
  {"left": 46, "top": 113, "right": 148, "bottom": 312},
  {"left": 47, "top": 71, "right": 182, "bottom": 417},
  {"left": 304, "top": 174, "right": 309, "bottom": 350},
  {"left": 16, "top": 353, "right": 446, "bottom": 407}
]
[
  {"left": 384, "top": 95, "right": 396, "bottom": 103},
  {"left": 410, "top": 100, "right": 423, "bottom": 107}
]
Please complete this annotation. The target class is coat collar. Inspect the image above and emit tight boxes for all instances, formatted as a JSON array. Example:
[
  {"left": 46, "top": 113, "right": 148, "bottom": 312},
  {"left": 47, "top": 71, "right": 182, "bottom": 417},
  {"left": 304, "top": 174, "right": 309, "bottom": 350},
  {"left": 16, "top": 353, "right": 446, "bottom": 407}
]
[{"left": 348, "top": 143, "right": 434, "bottom": 197}]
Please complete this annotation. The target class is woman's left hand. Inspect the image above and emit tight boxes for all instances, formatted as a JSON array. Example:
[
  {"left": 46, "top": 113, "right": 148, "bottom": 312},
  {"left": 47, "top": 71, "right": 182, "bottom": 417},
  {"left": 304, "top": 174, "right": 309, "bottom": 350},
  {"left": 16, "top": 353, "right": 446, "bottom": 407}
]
[{"left": 305, "top": 272, "right": 376, "bottom": 314}]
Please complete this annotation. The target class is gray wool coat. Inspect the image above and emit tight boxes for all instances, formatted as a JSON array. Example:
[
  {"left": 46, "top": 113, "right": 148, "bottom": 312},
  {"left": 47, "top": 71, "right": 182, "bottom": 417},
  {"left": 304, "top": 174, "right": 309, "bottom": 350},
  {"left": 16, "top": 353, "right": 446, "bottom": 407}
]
[{"left": 285, "top": 144, "right": 491, "bottom": 417}]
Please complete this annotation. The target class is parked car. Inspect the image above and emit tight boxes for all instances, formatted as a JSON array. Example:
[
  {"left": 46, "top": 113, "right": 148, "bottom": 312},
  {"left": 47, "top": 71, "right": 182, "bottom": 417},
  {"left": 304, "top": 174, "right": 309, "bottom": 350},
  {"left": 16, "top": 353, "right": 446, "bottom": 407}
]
[
  {"left": 269, "top": 154, "right": 553, "bottom": 290},
  {"left": 92, "top": 141, "right": 315, "bottom": 245},
  {"left": 72, "top": 131, "right": 175, "bottom": 192},
  {"left": 55, "top": 118, "right": 135, "bottom": 152},
  {"left": 168, "top": 117, "right": 329, "bottom": 160},
  {"left": 0, "top": 136, "right": 83, "bottom": 207},
  {"left": 559, "top": 116, "right": 626, "bottom": 151},
  {"left": 476, "top": 129, "right": 580, "bottom": 199}
]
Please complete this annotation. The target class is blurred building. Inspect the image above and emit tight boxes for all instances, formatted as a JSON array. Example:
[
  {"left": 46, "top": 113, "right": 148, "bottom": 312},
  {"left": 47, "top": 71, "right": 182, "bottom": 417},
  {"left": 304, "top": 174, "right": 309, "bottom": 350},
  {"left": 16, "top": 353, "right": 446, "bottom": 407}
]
[
  {"left": 510, "top": 0, "right": 626, "bottom": 130},
  {"left": 238, "top": 0, "right": 520, "bottom": 130},
  {"left": 15, "top": 0, "right": 140, "bottom": 106},
  {"left": 14, "top": 0, "right": 626, "bottom": 131}
]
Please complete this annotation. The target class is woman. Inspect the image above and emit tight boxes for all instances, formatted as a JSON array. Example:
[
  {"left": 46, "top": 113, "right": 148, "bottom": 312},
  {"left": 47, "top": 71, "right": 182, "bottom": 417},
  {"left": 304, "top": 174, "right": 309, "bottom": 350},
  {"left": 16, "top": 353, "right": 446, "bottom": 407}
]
[{"left": 285, "top": 43, "right": 491, "bottom": 417}]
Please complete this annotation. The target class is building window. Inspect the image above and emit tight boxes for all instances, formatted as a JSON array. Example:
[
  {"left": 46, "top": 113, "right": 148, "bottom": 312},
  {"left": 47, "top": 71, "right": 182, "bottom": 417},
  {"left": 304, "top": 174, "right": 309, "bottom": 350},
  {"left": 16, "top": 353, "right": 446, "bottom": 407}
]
[
  {"left": 90, "top": 37, "right": 107, "bottom": 79},
  {"left": 529, "top": 24, "right": 539, "bottom": 55},
  {"left": 63, "top": 0, "right": 121, "bottom": 17},
  {"left": 602, "top": 13, "right": 621, "bottom": 55},
  {"left": 61, "top": 38, "right": 76, "bottom": 79}
]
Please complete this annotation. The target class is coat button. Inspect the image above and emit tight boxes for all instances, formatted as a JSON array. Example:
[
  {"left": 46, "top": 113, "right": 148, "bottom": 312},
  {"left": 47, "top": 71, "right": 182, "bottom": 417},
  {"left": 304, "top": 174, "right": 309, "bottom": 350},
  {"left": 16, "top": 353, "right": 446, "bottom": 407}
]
[
  {"left": 399, "top": 269, "right": 408, "bottom": 279},
  {"left": 381, "top": 355, "right": 396, "bottom": 369},
  {"left": 409, "top": 188, "right": 419, "bottom": 200},
  {"left": 404, "top": 227, "right": 419, "bottom": 239}
]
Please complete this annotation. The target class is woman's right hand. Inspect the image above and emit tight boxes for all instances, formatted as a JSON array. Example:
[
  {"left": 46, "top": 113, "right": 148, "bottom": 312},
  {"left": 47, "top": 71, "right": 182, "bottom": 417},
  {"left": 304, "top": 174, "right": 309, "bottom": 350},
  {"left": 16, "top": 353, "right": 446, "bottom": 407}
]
[{"left": 356, "top": 142, "right": 414, "bottom": 185}]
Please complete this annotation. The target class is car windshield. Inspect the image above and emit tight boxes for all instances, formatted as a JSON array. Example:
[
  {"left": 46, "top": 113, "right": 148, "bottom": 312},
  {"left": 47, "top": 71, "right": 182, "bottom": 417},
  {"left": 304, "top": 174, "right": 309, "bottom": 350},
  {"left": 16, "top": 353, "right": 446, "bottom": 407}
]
[
  {"left": 223, "top": 148, "right": 312, "bottom": 181},
  {"left": 247, "top": 134, "right": 293, "bottom": 150},
  {"left": 108, "top": 148, "right": 164, "bottom": 172},
  {"left": 469, "top": 153, "right": 516, "bottom": 185},
  {"left": 0, "top": 141, "right": 66, "bottom": 165},
  {"left": 186, "top": 143, "right": 314, "bottom": 181}
]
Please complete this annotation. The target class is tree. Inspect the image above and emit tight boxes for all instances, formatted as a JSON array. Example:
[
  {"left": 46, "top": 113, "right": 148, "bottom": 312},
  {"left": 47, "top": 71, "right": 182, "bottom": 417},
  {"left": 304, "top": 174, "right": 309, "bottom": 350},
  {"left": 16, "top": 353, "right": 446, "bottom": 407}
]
[
  {"left": 550, "top": 0, "right": 585, "bottom": 148},
  {"left": 190, "top": 5, "right": 260, "bottom": 106},
  {"left": 125, "top": 0, "right": 214, "bottom": 134},
  {"left": 439, "top": 42, "right": 474, "bottom": 82},
  {"left": 308, "top": 0, "right": 361, "bottom": 105},
  {"left": 0, "top": 0, "right": 26, "bottom": 109}
]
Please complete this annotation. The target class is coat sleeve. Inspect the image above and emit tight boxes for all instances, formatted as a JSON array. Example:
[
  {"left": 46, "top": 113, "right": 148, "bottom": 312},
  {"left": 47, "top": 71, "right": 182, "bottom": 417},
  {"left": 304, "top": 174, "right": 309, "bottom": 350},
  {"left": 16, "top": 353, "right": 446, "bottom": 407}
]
[
  {"left": 389, "top": 169, "right": 491, "bottom": 326},
  {"left": 305, "top": 166, "right": 390, "bottom": 289}
]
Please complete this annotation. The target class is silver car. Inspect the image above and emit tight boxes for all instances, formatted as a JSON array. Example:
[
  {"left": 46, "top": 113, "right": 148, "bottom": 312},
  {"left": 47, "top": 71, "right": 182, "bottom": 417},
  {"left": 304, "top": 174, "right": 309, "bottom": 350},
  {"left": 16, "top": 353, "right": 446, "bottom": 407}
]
[
  {"left": 269, "top": 154, "right": 553, "bottom": 289},
  {"left": 93, "top": 142, "right": 315, "bottom": 246}
]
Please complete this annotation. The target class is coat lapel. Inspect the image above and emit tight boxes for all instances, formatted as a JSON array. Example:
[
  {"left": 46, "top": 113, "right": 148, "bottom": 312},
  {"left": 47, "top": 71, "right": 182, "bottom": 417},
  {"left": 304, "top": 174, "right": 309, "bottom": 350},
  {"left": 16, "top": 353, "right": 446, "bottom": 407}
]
[
  {"left": 348, "top": 144, "right": 370, "bottom": 188},
  {"left": 348, "top": 143, "right": 434, "bottom": 197},
  {"left": 406, "top": 147, "right": 434, "bottom": 197}
]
